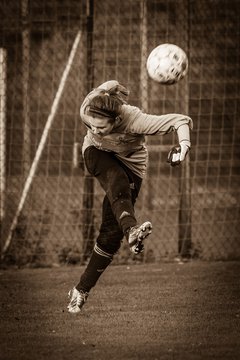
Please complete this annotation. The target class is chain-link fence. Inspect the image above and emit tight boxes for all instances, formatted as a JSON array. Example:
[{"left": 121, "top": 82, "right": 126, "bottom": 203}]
[{"left": 0, "top": 0, "right": 239, "bottom": 266}]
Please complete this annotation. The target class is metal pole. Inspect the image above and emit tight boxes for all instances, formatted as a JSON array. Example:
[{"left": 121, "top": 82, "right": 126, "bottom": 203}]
[
  {"left": 0, "top": 48, "right": 7, "bottom": 224},
  {"left": 140, "top": 0, "right": 148, "bottom": 112},
  {"left": 178, "top": 0, "right": 192, "bottom": 259},
  {"left": 22, "top": 0, "right": 31, "bottom": 178}
]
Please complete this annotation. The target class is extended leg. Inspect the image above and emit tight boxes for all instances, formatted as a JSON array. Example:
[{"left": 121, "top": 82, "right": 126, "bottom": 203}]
[
  {"left": 76, "top": 195, "right": 123, "bottom": 293},
  {"left": 68, "top": 196, "right": 123, "bottom": 313}
]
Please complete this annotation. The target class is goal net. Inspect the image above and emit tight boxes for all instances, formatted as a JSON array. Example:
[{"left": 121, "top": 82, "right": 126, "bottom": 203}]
[{"left": 1, "top": 0, "right": 239, "bottom": 266}]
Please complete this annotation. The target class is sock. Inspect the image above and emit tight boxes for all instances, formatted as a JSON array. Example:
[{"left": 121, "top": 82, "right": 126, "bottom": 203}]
[
  {"left": 119, "top": 211, "right": 137, "bottom": 234},
  {"left": 76, "top": 244, "right": 113, "bottom": 293}
]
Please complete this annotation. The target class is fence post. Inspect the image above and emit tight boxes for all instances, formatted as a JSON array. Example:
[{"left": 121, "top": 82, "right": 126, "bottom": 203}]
[
  {"left": 81, "top": 0, "right": 95, "bottom": 262},
  {"left": 0, "top": 48, "right": 7, "bottom": 227},
  {"left": 22, "top": 0, "right": 31, "bottom": 178},
  {"left": 178, "top": 0, "right": 192, "bottom": 259}
]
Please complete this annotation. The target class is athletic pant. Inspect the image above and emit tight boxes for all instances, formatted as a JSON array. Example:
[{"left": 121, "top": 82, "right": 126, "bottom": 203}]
[
  {"left": 83, "top": 146, "right": 142, "bottom": 255},
  {"left": 76, "top": 146, "right": 142, "bottom": 293}
]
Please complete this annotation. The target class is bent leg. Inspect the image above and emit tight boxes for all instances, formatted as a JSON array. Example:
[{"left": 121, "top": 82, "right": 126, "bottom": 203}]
[{"left": 84, "top": 146, "right": 138, "bottom": 233}]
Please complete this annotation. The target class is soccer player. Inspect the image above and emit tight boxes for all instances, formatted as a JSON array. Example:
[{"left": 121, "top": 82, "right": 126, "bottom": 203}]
[{"left": 68, "top": 80, "right": 193, "bottom": 313}]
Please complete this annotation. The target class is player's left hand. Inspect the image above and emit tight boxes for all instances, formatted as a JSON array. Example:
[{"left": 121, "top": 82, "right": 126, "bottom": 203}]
[{"left": 167, "top": 140, "right": 190, "bottom": 166}]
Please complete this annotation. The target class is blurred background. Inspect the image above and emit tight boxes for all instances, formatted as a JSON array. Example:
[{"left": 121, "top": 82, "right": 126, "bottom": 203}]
[{"left": 0, "top": 0, "right": 239, "bottom": 266}]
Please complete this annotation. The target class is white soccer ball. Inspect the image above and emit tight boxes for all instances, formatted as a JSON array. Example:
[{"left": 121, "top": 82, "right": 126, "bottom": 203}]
[{"left": 146, "top": 43, "right": 188, "bottom": 85}]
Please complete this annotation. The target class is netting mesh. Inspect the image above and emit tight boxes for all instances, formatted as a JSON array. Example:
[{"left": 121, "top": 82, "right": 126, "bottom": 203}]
[{"left": 0, "top": 0, "right": 239, "bottom": 266}]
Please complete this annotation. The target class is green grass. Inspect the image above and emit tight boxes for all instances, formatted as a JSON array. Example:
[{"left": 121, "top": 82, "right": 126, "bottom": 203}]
[{"left": 0, "top": 261, "right": 240, "bottom": 360}]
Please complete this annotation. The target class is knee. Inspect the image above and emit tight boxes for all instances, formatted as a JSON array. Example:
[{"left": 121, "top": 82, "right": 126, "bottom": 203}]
[{"left": 107, "top": 170, "right": 131, "bottom": 202}]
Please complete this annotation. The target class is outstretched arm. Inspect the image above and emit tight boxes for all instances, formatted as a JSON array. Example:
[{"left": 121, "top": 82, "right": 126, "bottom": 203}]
[{"left": 121, "top": 106, "right": 192, "bottom": 165}]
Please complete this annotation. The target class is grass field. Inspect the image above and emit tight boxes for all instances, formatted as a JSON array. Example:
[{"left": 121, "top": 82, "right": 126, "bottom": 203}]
[{"left": 0, "top": 261, "right": 240, "bottom": 360}]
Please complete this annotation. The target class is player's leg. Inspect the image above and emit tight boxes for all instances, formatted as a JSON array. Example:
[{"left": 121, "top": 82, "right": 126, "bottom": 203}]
[
  {"left": 83, "top": 146, "right": 138, "bottom": 233},
  {"left": 77, "top": 195, "right": 123, "bottom": 291},
  {"left": 86, "top": 146, "right": 152, "bottom": 247},
  {"left": 68, "top": 196, "right": 123, "bottom": 313}
]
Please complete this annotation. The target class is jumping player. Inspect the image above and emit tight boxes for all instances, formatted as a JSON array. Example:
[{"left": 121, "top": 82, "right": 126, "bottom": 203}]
[{"left": 68, "top": 80, "right": 193, "bottom": 313}]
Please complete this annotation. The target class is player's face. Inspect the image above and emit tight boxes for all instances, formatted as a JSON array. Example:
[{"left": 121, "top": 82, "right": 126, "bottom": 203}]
[{"left": 89, "top": 117, "right": 114, "bottom": 137}]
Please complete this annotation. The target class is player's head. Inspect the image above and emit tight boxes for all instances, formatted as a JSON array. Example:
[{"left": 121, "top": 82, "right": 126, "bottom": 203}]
[
  {"left": 86, "top": 92, "right": 122, "bottom": 135},
  {"left": 87, "top": 93, "right": 121, "bottom": 120}
]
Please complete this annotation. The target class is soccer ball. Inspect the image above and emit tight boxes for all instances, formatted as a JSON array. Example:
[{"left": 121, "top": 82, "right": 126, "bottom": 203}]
[{"left": 146, "top": 43, "right": 188, "bottom": 85}]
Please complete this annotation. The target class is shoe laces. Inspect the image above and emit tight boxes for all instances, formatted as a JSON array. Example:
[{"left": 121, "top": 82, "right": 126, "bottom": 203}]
[
  {"left": 127, "top": 226, "right": 140, "bottom": 245},
  {"left": 77, "top": 290, "right": 88, "bottom": 305}
]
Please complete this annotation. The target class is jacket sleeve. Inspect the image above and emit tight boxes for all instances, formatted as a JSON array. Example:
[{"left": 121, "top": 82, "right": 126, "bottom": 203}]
[{"left": 121, "top": 105, "right": 193, "bottom": 136}]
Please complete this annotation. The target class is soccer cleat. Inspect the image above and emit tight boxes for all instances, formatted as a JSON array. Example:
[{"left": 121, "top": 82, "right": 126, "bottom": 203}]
[
  {"left": 67, "top": 287, "right": 89, "bottom": 313},
  {"left": 127, "top": 221, "right": 152, "bottom": 254}
]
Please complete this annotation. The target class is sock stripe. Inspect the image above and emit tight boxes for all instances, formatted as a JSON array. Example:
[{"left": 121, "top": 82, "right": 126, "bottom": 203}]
[{"left": 94, "top": 244, "right": 113, "bottom": 260}]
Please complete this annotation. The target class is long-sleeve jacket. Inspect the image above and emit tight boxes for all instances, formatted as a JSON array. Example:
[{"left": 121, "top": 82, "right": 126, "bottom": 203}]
[{"left": 80, "top": 81, "right": 193, "bottom": 178}]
